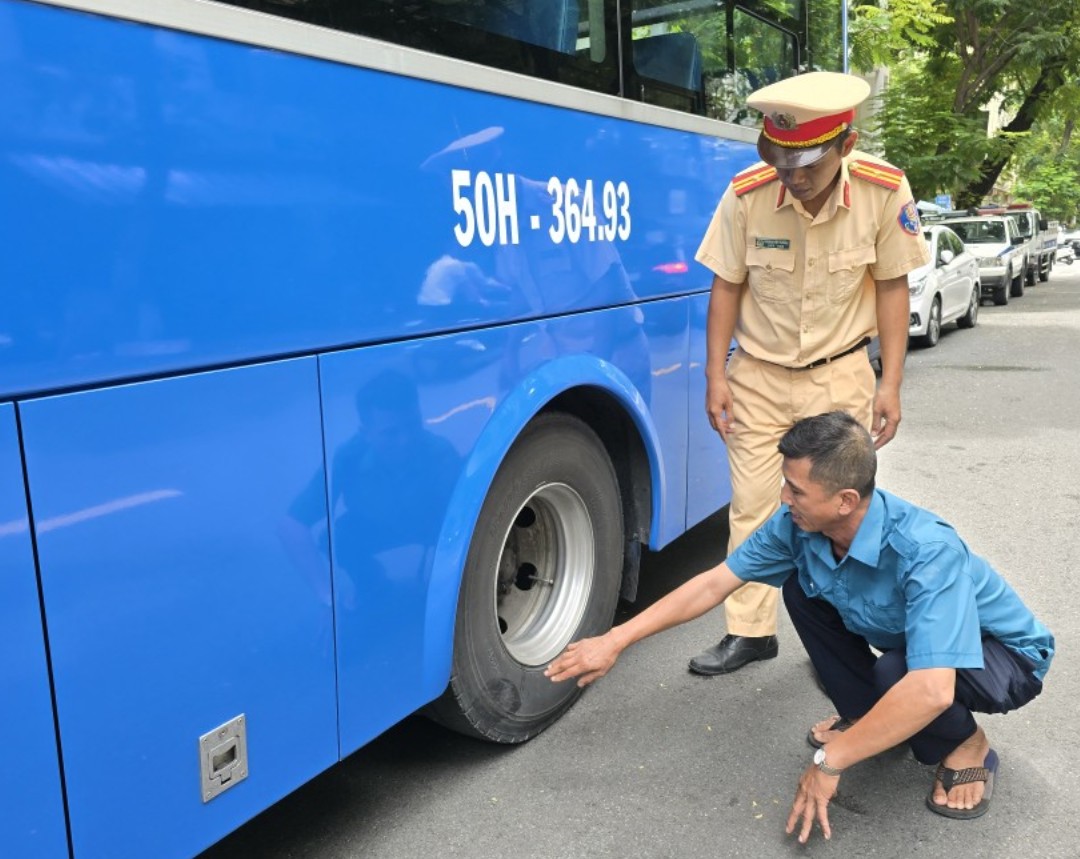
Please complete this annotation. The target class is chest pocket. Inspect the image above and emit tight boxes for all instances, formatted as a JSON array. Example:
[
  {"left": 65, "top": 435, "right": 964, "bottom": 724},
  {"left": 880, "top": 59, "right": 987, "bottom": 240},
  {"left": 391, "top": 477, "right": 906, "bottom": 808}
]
[
  {"left": 746, "top": 245, "right": 797, "bottom": 304},
  {"left": 827, "top": 244, "right": 876, "bottom": 305},
  {"left": 855, "top": 600, "right": 906, "bottom": 640}
]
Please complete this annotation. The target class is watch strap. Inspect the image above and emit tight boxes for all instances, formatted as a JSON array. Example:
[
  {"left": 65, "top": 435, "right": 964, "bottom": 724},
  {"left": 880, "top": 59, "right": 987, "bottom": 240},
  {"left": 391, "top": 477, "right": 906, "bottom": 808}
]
[{"left": 815, "top": 750, "right": 843, "bottom": 777}]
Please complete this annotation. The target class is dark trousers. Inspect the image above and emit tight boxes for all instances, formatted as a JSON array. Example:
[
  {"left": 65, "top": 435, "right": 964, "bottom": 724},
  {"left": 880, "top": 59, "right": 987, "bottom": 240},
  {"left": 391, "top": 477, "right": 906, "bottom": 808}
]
[{"left": 782, "top": 575, "right": 1043, "bottom": 764}]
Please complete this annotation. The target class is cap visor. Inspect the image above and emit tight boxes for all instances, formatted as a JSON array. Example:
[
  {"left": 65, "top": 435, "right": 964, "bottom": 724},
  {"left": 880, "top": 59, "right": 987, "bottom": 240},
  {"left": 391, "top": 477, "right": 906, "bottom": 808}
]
[{"left": 757, "top": 135, "right": 833, "bottom": 169}]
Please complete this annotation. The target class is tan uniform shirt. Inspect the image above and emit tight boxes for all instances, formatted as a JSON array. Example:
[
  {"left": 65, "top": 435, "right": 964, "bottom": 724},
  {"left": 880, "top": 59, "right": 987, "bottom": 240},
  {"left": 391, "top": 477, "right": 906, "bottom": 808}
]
[{"left": 695, "top": 151, "right": 931, "bottom": 367}]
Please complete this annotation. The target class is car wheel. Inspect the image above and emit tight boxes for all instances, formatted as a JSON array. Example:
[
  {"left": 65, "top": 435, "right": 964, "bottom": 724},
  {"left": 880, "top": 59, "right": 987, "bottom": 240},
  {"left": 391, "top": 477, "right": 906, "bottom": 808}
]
[
  {"left": 956, "top": 285, "right": 979, "bottom": 329},
  {"left": 426, "top": 412, "right": 623, "bottom": 743},
  {"left": 1011, "top": 265, "right": 1025, "bottom": 297},
  {"left": 994, "top": 271, "right": 1009, "bottom": 306},
  {"left": 915, "top": 296, "right": 942, "bottom": 347}
]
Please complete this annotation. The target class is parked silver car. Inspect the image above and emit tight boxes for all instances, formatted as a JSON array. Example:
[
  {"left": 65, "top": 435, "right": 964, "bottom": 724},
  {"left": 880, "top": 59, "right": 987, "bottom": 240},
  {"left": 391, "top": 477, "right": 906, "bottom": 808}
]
[{"left": 909, "top": 225, "right": 981, "bottom": 347}]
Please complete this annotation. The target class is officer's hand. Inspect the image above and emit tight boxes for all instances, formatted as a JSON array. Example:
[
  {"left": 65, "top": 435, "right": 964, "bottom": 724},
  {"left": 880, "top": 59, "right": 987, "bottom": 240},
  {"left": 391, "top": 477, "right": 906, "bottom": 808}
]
[
  {"left": 705, "top": 376, "right": 735, "bottom": 442},
  {"left": 785, "top": 765, "right": 839, "bottom": 843},
  {"left": 545, "top": 633, "right": 622, "bottom": 688},
  {"left": 871, "top": 386, "right": 901, "bottom": 449}
]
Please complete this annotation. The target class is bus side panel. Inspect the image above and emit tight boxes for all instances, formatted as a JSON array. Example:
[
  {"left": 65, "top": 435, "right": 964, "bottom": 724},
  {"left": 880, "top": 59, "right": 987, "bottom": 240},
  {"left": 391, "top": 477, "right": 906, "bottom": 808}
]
[
  {"left": 319, "top": 301, "right": 687, "bottom": 755},
  {"left": 686, "top": 293, "right": 732, "bottom": 528},
  {"left": 20, "top": 359, "right": 338, "bottom": 859},
  {"left": 1, "top": 0, "right": 743, "bottom": 399},
  {"left": 0, "top": 403, "right": 69, "bottom": 859}
]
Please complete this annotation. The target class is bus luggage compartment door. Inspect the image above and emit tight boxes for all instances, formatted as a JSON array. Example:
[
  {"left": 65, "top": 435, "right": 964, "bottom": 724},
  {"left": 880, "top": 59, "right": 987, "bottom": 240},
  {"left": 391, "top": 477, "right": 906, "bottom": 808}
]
[{"left": 19, "top": 359, "right": 338, "bottom": 859}]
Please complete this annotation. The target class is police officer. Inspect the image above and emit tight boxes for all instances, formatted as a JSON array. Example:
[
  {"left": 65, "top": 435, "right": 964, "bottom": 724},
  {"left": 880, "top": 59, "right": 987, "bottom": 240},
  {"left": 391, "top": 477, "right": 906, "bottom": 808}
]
[{"left": 689, "top": 71, "right": 930, "bottom": 675}]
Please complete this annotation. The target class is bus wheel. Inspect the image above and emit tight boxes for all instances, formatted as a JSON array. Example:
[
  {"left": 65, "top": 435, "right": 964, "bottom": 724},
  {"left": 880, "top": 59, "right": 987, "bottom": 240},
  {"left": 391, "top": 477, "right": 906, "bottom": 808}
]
[{"left": 428, "top": 413, "right": 623, "bottom": 743}]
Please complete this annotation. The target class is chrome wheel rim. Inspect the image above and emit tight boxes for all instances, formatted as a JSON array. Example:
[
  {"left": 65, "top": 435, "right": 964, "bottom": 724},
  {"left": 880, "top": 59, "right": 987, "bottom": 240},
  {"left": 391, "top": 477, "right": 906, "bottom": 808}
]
[{"left": 494, "top": 483, "right": 595, "bottom": 666}]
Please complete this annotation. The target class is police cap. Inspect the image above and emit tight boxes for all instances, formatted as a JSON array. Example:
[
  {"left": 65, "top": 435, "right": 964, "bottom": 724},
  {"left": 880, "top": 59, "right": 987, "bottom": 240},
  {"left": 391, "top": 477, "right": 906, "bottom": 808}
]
[{"left": 748, "top": 72, "right": 871, "bottom": 169}]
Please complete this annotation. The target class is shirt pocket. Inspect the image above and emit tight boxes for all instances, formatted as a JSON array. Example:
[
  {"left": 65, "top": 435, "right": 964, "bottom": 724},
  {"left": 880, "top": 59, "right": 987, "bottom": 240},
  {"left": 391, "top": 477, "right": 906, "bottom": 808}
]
[
  {"left": 746, "top": 245, "right": 797, "bottom": 304},
  {"left": 859, "top": 600, "right": 906, "bottom": 638},
  {"left": 827, "top": 244, "right": 876, "bottom": 305}
]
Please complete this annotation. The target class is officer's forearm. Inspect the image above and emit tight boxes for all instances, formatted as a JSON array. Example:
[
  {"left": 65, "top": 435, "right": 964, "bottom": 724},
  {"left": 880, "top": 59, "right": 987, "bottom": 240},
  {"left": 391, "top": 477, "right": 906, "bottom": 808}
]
[
  {"left": 706, "top": 275, "right": 742, "bottom": 378},
  {"left": 874, "top": 275, "right": 911, "bottom": 390}
]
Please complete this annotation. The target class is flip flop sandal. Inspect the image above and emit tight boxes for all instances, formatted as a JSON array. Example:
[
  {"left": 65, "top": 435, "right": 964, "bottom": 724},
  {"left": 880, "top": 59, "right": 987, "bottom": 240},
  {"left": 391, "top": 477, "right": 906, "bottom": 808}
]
[
  {"left": 806, "top": 716, "right": 854, "bottom": 749},
  {"left": 925, "top": 748, "right": 999, "bottom": 819}
]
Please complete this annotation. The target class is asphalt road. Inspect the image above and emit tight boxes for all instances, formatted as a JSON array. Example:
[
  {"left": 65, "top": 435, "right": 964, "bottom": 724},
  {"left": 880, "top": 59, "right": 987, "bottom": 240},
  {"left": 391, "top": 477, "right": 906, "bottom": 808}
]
[{"left": 200, "top": 265, "right": 1080, "bottom": 859}]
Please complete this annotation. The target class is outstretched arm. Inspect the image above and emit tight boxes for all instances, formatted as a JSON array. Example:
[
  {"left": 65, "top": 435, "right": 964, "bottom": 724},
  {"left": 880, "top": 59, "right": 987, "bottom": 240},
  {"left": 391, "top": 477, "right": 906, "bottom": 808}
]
[{"left": 545, "top": 562, "right": 746, "bottom": 687}]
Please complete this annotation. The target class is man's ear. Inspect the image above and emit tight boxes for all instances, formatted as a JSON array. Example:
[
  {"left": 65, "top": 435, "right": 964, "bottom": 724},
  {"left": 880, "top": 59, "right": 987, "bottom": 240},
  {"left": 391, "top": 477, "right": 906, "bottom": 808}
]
[
  {"left": 838, "top": 488, "right": 861, "bottom": 513},
  {"left": 842, "top": 131, "right": 859, "bottom": 157}
]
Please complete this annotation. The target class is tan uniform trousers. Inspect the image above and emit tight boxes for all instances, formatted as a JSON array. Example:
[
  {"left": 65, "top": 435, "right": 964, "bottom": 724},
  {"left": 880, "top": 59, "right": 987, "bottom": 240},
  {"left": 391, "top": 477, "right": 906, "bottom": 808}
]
[{"left": 723, "top": 346, "right": 876, "bottom": 636}]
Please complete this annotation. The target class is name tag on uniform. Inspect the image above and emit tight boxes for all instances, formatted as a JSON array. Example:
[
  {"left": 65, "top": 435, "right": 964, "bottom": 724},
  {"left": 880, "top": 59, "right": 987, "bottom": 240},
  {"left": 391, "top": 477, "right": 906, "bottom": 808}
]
[{"left": 755, "top": 237, "right": 791, "bottom": 250}]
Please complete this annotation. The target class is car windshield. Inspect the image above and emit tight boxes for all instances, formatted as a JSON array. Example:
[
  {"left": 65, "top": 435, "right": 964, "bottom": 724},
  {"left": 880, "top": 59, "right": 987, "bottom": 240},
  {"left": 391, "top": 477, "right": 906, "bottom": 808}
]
[{"left": 947, "top": 220, "right": 1006, "bottom": 243}]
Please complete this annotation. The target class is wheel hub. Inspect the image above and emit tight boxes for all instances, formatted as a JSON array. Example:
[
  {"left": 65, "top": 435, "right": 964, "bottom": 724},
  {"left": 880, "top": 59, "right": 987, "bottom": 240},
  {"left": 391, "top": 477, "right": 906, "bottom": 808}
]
[{"left": 494, "top": 483, "right": 595, "bottom": 666}]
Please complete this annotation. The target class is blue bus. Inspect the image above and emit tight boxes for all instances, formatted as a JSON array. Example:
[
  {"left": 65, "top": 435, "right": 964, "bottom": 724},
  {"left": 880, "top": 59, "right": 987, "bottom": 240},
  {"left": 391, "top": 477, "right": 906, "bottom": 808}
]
[{"left": 0, "top": 1, "right": 843, "bottom": 856}]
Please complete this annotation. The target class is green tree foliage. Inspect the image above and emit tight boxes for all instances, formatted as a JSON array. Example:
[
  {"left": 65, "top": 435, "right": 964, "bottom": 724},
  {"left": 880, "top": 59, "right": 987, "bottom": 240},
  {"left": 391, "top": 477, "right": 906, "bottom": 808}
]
[
  {"left": 853, "top": 0, "right": 1080, "bottom": 210},
  {"left": 849, "top": 0, "right": 951, "bottom": 71},
  {"left": 1013, "top": 87, "right": 1080, "bottom": 223},
  {"left": 872, "top": 59, "right": 1010, "bottom": 200}
]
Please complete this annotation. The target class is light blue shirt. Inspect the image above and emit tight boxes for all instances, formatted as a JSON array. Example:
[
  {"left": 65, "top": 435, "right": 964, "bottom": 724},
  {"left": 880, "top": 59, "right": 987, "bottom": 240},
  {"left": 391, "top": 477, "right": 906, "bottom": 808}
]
[{"left": 726, "top": 489, "right": 1054, "bottom": 680}]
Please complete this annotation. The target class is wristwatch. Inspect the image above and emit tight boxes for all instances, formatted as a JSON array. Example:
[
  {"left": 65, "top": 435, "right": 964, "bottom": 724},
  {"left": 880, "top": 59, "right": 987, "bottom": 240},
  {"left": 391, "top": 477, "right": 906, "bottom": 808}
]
[{"left": 813, "top": 747, "right": 843, "bottom": 777}]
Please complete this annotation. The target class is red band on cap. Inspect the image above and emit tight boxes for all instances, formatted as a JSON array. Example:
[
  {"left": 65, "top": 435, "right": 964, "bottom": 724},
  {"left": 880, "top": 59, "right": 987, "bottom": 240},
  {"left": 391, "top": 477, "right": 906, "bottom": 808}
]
[{"left": 763, "top": 109, "right": 855, "bottom": 148}]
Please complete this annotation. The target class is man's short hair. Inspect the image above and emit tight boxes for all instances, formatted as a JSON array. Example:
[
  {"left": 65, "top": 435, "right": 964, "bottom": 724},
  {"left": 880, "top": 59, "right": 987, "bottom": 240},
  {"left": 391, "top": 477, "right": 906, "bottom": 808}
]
[{"left": 778, "top": 411, "right": 876, "bottom": 498}]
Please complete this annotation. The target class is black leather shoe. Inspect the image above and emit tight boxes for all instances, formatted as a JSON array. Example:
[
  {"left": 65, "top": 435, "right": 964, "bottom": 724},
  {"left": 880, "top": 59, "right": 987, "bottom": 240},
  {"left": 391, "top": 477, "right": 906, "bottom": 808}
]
[{"left": 688, "top": 634, "right": 779, "bottom": 675}]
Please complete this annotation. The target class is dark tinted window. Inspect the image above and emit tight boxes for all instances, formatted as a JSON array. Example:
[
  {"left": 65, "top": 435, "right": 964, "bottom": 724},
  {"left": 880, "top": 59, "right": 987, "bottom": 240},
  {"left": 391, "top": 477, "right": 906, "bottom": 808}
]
[
  {"left": 626, "top": 0, "right": 803, "bottom": 120},
  {"left": 216, "top": 1, "right": 837, "bottom": 120},
  {"left": 215, "top": 0, "right": 618, "bottom": 94}
]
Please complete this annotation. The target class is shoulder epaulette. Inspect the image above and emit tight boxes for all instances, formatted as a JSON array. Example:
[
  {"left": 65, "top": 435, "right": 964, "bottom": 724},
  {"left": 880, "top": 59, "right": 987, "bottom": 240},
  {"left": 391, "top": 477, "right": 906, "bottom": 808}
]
[
  {"left": 732, "top": 164, "right": 779, "bottom": 197},
  {"left": 849, "top": 159, "right": 904, "bottom": 191}
]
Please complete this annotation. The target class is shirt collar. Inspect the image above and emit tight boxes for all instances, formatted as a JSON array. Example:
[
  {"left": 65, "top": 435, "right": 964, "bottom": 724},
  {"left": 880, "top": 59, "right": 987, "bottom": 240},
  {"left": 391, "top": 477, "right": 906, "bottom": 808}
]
[
  {"left": 790, "top": 489, "right": 885, "bottom": 569},
  {"left": 845, "top": 489, "right": 884, "bottom": 567},
  {"left": 837, "top": 157, "right": 853, "bottom": 211},
  {"left": 775, "top": 181, "right": 791, "bottom": 211}
]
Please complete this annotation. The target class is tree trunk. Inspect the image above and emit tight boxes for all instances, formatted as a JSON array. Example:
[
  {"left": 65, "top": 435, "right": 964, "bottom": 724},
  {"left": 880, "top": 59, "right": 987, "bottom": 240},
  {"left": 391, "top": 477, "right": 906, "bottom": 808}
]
[{"left": 955, "top": 59, "right": 1068, "bottom": 208}]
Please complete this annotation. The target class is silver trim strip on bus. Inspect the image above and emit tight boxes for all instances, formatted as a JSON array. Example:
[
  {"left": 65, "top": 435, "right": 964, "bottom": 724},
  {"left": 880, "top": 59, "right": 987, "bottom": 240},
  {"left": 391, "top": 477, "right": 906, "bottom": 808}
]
[{"left": 27, "top": 0, "right": 759, "bottom": 143}]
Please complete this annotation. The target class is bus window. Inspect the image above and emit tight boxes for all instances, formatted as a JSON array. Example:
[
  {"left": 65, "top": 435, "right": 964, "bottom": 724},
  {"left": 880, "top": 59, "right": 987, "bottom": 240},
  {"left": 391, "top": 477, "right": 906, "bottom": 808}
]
[
  {"left": 721, "top": 7, "right": 798, "bottom": 122},
  {"left": 216, "top": 0, "right": 619, "bottom": 93},
  {"left": 626, "top": 0, "right": 800, "bottom": 119}
]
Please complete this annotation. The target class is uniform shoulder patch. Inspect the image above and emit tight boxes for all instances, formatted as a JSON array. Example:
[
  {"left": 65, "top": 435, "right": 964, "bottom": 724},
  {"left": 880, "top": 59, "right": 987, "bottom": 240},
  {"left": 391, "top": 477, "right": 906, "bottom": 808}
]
[
  {"left": 849, "top": 159, "right": 904, "bottom": 191},
  {"left": 732, "top": 164, "right": 779, "bottom": 197}
]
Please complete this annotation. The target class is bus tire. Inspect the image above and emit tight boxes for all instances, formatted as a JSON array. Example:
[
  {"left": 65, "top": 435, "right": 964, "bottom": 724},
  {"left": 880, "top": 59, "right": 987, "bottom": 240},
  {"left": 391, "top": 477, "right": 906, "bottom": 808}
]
[{"left": 428, "top": 412, "right": 623, "bottom": 743}]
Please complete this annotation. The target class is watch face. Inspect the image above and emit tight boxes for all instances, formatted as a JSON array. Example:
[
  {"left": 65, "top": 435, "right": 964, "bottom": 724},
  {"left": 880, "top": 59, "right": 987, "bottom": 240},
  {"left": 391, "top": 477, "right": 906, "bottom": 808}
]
[{"left": 813, "top": 748, "right": 826, "bottom": 765}]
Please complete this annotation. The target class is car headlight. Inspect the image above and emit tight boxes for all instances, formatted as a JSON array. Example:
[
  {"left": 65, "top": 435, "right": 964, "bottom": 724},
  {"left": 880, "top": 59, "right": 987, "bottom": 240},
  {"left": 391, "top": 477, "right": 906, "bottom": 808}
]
[
  {"left": 909, "top": 275, "right": 928, "bottom": 296},
  {"left": 977, "top": 257, "right": 1000, "bottom": 269}
]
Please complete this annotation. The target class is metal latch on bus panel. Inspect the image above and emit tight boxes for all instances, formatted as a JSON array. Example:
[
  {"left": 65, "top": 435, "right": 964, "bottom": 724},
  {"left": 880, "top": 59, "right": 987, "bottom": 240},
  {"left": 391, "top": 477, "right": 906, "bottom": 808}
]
[{"left": 199, "top": 715, "right": 248, "bottom": 802}]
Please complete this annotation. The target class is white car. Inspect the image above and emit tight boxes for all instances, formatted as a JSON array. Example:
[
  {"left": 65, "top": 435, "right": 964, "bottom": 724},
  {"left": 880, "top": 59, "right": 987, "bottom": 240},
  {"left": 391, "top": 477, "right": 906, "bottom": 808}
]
[
  {"left": 908, "top": 225, "right": 981, "bottom": 347},
  {"left": 940, "top": 215, "right": 1024, "bottom": 305}
]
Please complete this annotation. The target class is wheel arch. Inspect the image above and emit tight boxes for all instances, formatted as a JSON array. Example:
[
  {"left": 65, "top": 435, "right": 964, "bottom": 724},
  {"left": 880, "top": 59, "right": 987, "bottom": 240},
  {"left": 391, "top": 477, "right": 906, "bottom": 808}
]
[{"left": 418, "top": 355, "right": 664, "bottom": 700}]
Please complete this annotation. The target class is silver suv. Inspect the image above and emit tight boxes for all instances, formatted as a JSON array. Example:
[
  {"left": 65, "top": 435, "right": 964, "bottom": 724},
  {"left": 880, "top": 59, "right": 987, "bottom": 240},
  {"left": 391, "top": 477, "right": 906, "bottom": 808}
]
[{"left": 939, "top": 216, "right": 1024, "bottom": 306}]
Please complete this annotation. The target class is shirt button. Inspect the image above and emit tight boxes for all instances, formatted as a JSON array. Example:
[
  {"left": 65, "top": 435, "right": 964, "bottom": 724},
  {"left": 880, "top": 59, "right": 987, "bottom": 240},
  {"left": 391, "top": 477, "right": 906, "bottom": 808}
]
[
  {"left": 766, "top": 263, "right": 773, "bottom": 271},
  {"left": 808, "top": 259, "right": 815, "bottom": 268}
]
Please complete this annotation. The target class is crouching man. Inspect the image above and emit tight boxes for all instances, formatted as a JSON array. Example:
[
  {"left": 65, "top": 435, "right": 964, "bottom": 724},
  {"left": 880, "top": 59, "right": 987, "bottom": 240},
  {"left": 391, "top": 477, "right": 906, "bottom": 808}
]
[{"left": 545, "top": 411, "right": 1053, "bottom": 843}]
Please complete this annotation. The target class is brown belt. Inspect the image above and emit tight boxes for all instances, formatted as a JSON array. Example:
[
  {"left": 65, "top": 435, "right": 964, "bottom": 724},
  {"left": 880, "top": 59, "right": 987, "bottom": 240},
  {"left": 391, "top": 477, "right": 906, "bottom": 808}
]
[{"left": 799, "top": 337, "right": 872, "bottom": 370}]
